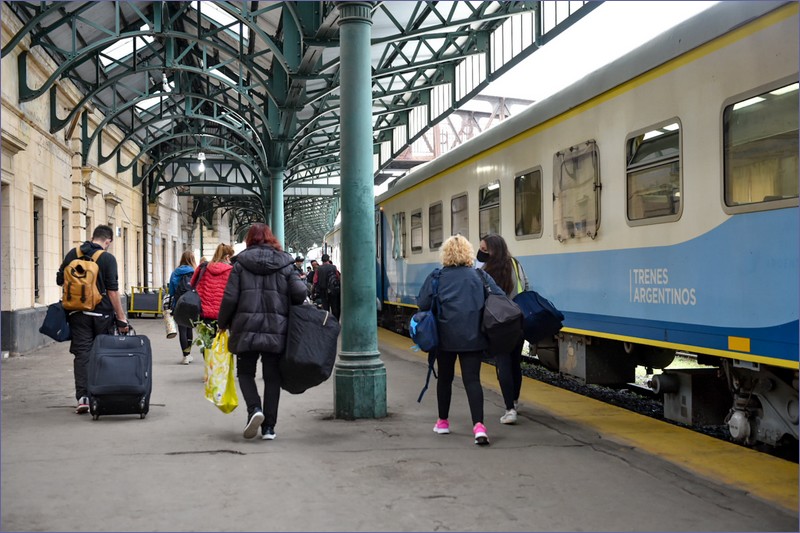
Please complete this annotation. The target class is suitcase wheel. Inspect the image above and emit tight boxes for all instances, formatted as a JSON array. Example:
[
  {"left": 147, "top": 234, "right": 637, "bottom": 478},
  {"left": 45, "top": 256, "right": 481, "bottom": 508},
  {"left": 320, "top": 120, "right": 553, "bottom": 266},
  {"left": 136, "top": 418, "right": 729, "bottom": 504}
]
[{"left": 91, "top": 398, "right": 100, "bottom": 420}]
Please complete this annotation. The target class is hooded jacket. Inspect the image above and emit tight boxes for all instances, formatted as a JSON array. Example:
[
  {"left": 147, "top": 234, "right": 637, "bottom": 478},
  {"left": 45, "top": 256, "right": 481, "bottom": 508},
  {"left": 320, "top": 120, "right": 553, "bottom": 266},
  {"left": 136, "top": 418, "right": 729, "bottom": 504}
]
[
  {"left": 217, "top": 244, "right": 307, "bottom": 355},
  {"left": 191, "top": 261, "right": 233, "bottom": 320},
  {"left": 168, "top": 264, "right": 195, "bottom": 298}
]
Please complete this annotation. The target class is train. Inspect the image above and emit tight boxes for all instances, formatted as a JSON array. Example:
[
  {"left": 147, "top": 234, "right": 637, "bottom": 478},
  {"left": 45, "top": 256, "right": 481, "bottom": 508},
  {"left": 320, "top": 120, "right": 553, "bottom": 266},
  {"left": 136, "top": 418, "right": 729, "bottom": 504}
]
[{"left": 325, "top": 1, "right": 798, "bottom": 448}]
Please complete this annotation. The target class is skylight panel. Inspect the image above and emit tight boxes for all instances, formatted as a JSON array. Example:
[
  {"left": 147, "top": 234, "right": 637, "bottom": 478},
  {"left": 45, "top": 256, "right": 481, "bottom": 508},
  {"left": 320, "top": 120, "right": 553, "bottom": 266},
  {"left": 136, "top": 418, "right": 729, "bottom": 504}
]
[
  {"left": 210, "top": 68, "right": 236, "bottom": 87},
  {"left": 99, "top": 25, "right": 154, "bottom": 68},
  {"left": 135, "top": 95, "right": 165, "bottom": 112},
  {"left": 191, "top": 1, "right": 250, "bottom": 42}
]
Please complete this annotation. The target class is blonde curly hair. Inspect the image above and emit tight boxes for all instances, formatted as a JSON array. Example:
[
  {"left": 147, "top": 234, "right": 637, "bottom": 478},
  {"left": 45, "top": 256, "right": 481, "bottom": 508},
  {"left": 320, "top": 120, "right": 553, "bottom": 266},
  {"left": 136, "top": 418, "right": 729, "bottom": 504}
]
[{"left": 441, "top": 234, "right": 474, "bottom": 267}]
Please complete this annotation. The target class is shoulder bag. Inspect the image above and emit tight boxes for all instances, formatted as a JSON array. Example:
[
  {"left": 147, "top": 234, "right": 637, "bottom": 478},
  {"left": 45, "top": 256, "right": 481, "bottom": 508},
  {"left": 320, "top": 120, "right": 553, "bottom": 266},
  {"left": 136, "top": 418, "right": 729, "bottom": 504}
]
[{"left": 479, "top": 269, "right": 524, "bottom": 354}]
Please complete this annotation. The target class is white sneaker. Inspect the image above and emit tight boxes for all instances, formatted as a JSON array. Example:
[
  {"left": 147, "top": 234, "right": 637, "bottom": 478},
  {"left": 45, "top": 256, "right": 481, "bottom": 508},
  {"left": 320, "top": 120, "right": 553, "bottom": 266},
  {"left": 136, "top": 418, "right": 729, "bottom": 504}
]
[
  {"left": 500, "top": 408, "right": 518, "bottom": 425},
  {"left": 181, "top": 354, "right": 193, "bottom": 365},
  {"left": 244, "top": 410, "right": 265, "bottom": 439},
  {"left": 76, "top": 396, "right": 90, "bottom": 414}
]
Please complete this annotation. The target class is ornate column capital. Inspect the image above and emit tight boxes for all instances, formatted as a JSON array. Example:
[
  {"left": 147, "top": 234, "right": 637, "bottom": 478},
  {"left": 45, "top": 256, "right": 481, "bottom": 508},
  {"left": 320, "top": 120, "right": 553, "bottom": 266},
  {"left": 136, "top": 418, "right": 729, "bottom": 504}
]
[{"left": 336, "top": 2, "right": 375, "bottom": 25}]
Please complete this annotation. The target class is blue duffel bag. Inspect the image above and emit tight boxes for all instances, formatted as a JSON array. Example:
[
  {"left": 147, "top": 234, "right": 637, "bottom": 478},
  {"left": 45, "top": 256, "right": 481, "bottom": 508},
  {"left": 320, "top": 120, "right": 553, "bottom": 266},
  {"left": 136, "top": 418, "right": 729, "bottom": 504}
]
[
  {"left": 40, "top": 301, "right": 71, "bottom": 342},
  {"left": 513, "top": 290, "right": 564, "bottom": 343}
]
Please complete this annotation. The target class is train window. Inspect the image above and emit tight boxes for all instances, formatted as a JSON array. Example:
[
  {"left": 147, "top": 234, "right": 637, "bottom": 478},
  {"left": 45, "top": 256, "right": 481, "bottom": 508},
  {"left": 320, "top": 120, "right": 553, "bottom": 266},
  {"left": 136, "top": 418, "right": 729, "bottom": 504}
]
[
  {"left": 553, "top": 140, "right": 600, "bottom": 241},
  {"left": 514, "top": 168, "right": 542, "bottom": 238},
  {"left": 451, "top": 193, "right": 469, "bottom": 239},
  {"left": 626, "top": 121, "right": 682, "bottom": 224},
  {"left": 723, "top": 82, "right": 799, "bottom": 213},
  {"left": 391, "top": 212, "right": 406, "bottom": 259},
  {"left": 429, "top": 202, "right": 443, "bottom": 250},
  {"left": 410, "top": 210, "right": 423, "bottom": 254},
  {"left": 479, "top": 181, "right": 500, "bottom": 238}
]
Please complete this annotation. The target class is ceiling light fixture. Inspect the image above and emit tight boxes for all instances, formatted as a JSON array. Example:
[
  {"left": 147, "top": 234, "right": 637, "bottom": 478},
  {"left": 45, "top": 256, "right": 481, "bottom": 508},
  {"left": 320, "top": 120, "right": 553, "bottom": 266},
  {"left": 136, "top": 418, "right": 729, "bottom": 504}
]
[
  {"left": 162, "top": 72, "right": 171, "bottom": 93},
  {"left": 197, "top": 152, "right": 206, "bottom": 173}
]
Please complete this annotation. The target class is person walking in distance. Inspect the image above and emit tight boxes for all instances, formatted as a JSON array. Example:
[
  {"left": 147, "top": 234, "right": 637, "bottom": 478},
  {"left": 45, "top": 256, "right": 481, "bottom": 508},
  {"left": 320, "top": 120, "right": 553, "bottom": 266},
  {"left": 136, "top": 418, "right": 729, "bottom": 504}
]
[
  {"left": 292, "top": 256, "right": 306, "bottom": 281},
  {"left": 416, "top": 235, "right": 502, "bottom": 445},
  {"left": 479, "top": 233, "right": 529, "bottom": 424},
  {"left": 217, "top": 223, "right": 307, "bottom": 440},
  {"left": 191, "top": 243, "right": 235, "bottom": 339},
  {"left": 313, "top": 254, "right": 341, "bottom": 320},
  {"left": 57, "top": 224, "right": 130, "bottom": 414},
  {"left": 308, "top": 260, "right": 320, "bottom": 300},
  {"left": 168, "top": 251, "right": 196, "bottom": 364}
]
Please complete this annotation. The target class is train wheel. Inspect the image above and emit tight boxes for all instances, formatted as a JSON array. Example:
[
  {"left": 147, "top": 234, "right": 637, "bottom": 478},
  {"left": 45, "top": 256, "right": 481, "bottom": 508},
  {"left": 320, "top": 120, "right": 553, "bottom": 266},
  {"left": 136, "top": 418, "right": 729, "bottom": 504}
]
[
  {"left": 623, "top": 342, "right": 675, "bottom": 369},
  {"left": 533, "top": 341, "right": 560, "bottom": 371}
]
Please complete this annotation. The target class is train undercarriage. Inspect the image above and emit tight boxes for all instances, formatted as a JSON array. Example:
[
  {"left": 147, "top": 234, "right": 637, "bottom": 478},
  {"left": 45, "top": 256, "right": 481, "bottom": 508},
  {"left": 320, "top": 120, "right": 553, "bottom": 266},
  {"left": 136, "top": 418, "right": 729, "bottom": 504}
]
[{"left": 553, "top": 333, "right": 799, "bottom": 448}]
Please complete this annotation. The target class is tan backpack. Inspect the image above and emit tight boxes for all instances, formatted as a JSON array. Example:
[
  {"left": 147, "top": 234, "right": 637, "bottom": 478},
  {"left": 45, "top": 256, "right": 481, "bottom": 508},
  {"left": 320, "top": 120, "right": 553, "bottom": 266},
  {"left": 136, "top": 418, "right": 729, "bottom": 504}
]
[{"left": 62, "top": 248, "right": 105, "bottom": 311}]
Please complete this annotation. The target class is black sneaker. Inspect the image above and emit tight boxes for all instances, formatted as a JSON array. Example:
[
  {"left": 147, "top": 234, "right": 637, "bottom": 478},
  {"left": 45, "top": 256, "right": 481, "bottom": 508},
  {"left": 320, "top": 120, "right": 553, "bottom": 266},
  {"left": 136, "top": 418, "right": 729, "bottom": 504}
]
[
  {"left": 261, "top": 427, "right": 276, "bottom": 441},
  {"left": 243, "top": 409, "right": 265, "bottom": 439}
]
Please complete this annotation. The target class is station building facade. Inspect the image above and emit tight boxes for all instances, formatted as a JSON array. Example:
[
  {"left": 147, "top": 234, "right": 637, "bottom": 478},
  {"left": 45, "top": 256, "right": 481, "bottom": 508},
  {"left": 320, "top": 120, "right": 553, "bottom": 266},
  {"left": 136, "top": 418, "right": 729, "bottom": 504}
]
[{"left": 1, "top": 5, "right": 232, "bottom": 356}]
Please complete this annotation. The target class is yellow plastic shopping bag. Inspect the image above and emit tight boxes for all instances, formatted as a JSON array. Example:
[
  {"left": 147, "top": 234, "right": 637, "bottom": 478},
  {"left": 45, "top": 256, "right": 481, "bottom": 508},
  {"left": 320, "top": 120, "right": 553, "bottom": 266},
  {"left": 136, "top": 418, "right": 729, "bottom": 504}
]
[{"left": 204, "top": 330, "right": 239, "bottom": 413}]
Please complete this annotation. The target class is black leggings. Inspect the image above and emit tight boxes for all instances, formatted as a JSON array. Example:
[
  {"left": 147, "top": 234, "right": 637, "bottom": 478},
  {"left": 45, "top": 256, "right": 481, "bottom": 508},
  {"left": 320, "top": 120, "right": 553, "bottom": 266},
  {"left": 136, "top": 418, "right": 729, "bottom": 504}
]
[
  {"left": 178, "top": 325, "right": 193, "bottom": 354},
  {"left": 237, "top": 351, "right": 281, "bottom": 429},
  {"left": 436, "top": 350, "right": 484, "bottom": 425},
  {"left": 495, "top": 338, "right": 524, "bottom": 409}
]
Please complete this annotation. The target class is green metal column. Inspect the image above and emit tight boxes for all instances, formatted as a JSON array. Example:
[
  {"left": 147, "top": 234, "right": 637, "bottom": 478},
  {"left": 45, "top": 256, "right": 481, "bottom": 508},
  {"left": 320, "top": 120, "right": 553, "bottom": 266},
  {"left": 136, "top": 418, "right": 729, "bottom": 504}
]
[
  {"left": 334, "top": 1, "right": 386, "bottom": 419},
  {"left": 271, "top": 168, "right": 285, "bottom": 247}
]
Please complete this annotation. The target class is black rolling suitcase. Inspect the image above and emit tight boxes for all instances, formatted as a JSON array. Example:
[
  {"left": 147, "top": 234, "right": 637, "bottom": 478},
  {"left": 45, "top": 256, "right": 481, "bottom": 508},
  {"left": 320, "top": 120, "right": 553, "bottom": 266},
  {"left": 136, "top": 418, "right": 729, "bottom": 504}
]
[{"left": 87, "top": 330, "right": 152, "bottom": 420}]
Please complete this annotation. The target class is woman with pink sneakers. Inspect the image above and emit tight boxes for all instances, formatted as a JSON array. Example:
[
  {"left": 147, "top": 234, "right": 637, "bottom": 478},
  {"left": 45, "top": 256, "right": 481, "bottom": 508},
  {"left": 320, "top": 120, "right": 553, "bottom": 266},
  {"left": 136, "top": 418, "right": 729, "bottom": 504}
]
[{"left": 416, "top": 234, "right": 503, "bottom": 446}]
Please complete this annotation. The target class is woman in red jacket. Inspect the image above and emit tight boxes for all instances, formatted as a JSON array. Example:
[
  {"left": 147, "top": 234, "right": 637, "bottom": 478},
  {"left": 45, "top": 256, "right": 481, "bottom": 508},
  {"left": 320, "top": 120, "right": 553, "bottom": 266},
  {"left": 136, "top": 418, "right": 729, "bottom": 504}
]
[{"left": 191, "top": 242, "right": 235, "bottom": 338}]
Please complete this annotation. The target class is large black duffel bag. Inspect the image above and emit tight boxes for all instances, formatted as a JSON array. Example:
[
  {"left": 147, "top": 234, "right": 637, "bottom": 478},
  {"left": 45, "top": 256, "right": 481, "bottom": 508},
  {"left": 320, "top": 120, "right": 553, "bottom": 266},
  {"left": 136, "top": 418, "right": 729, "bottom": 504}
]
[
  {"left": 279, "top": 303, "right": 341, "bottom": 394},
  {"left": 172, "top": 289, "right": 202, "bottom": 327}
]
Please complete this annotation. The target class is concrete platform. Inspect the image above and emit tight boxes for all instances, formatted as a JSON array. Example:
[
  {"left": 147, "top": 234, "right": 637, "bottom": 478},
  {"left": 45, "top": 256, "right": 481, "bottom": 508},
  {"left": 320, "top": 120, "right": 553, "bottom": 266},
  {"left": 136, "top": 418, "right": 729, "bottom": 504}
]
[{"left": 2, "top": 317, "right": 797, "bottom": 532}]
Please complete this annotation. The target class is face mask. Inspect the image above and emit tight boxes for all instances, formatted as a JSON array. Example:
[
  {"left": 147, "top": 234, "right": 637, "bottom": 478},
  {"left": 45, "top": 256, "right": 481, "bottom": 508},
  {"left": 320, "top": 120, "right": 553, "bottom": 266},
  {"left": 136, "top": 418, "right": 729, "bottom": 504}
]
[{"left": 476, "top": 250, "right": 490, "bottom": 263}]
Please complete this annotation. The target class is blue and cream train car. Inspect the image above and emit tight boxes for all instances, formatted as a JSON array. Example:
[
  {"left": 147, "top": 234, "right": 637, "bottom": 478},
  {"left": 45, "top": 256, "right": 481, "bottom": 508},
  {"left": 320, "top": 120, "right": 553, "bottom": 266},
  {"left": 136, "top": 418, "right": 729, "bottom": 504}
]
[{"left": 372, "top": 1, "right": 798, "bottom": 447}]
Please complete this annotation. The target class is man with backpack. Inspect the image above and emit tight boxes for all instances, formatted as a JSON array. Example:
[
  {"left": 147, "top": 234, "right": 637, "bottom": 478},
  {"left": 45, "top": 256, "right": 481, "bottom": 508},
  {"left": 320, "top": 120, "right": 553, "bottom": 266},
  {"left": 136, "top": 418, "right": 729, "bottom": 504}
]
[
  {"left": 313, "top": 254, "right": 340, "bottom": 320},
  {"left": 57, "top": 224, "right": 129, "bottom": 414}
]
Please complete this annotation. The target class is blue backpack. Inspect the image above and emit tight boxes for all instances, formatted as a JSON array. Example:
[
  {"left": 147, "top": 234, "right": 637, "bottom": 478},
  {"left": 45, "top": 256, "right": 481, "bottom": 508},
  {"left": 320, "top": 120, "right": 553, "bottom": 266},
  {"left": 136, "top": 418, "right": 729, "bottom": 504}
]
[
  {"left": 410, "top": 269, "right": 441, "bottom": 402},
  {"left": 409, "top": 310, "right": 437, "bottom": 353}
]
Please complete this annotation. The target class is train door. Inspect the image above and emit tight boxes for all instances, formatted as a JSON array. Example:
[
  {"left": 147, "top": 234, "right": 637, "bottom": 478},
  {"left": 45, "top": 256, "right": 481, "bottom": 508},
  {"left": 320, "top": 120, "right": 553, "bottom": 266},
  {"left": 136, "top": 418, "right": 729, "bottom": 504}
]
[{"left": 375, "top": 208, "right": 385, "bottom": 324}]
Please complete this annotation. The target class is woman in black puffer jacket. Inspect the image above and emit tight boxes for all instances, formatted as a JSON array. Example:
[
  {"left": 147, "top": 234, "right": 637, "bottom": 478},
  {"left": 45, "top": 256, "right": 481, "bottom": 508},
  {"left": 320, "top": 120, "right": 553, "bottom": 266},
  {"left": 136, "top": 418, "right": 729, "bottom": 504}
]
[{"left": 218, "top": 223, "right": 307, "bottom": 441}]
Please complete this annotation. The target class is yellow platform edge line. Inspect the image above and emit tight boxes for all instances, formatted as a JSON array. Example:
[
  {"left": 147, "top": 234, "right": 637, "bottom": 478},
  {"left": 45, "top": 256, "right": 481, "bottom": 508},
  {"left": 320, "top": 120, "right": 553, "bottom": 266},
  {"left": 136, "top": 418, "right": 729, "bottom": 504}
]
[{"left": 378, "top": 328, "right": 799, "bottom": 513}]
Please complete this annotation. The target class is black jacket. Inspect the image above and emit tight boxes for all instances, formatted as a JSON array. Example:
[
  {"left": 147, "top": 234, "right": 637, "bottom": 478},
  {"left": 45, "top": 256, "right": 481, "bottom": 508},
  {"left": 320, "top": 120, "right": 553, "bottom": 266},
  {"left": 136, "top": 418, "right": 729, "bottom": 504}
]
[{"left": 217, "top": 245, "right": 307, "bottom": 354}]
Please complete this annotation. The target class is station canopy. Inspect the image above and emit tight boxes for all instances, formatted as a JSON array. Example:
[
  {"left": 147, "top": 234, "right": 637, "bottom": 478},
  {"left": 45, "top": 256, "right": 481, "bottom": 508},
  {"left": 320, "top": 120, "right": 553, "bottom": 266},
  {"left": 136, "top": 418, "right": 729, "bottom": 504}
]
[{"left": 2, "top": 1, "right": 601, "bottom": 251}]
